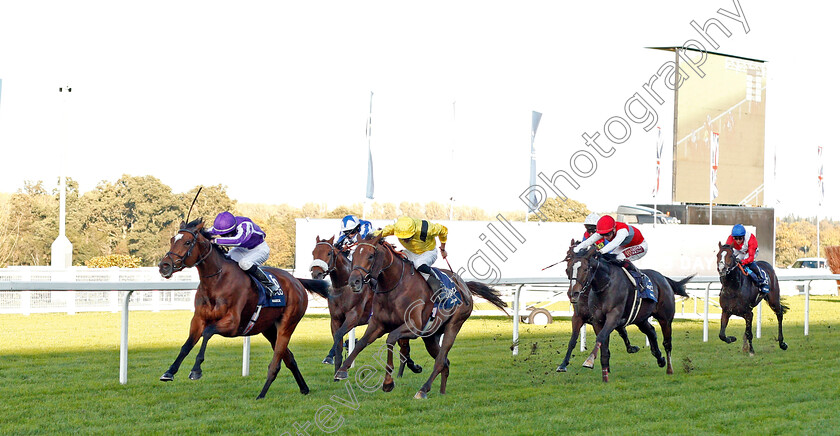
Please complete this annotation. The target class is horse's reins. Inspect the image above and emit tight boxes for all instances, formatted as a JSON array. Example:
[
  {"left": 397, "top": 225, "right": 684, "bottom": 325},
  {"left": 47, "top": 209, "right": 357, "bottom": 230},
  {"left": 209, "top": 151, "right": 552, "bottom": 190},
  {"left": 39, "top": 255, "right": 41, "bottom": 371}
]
[
  {"left": 164, "top": 229, "right": 220, "bottom": 278},
  {"left": 352, "top": 242, "right": 404, "bottom": 293}
]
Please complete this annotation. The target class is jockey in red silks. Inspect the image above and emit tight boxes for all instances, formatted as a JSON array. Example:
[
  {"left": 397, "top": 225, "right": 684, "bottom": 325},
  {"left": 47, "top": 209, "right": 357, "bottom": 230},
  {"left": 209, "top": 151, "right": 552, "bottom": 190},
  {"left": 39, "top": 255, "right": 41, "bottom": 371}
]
[
  {"left": 582, "top": 213, "right": 606, "bottom": 251},
  {"left": 574, "top": 215, "right": 654, "bottom": 301},
  {"left": 725, "top": 224, "right": 769, "bottom": 294}
]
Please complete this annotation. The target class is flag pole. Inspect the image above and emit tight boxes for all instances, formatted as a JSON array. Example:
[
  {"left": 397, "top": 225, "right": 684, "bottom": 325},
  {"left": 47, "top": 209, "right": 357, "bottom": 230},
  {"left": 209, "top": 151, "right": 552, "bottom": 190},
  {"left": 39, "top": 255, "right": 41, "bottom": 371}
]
[
  {"left": 364, "top": 91, "right": 374, "bottom": 220},
  {"left": 450, "top": 100, "right": 456, "bottom": 221},
  {"left": 817, "top": 145, "right": 824, "bottom": 258},
  {"left": 528, "top": 111, "right": 542, "bottom": 223},
  {"left": 653, "top": 127, "right": 662, "bottom": 228}
]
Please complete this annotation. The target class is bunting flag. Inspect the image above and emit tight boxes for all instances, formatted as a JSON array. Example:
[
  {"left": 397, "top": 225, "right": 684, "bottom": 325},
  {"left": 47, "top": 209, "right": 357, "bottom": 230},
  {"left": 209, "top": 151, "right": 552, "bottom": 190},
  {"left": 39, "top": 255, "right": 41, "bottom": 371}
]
[
  {"left": 528, "top": 111, "right": 542, "bottom": 211},
  {"left": 710, "top": 132, "right": 720, "bottom": 200},
  {"left": 653, "top": 126, "right": 663, "bottom": 197},
  {"left": 818, "top": 145, "right": 824, "bottom": 206},
  {"left": 365, "top": 91, "right": 374, "bottom": 200}
]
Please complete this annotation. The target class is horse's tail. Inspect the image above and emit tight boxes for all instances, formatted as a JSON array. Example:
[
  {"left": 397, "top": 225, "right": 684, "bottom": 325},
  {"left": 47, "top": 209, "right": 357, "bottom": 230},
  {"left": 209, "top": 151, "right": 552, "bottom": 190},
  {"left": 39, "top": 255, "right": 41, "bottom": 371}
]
[
  {"left": 778, "top": 298, "right": 790, "bottom": 314},
  {"left": 666, "top": 274, "right": 694, "bottom": 298},
  {"left": 466, "top": 281, "right": 509, "bottom": 316},
  {"left": 299, "top": 278, "right": 331, "bottom": 299}
]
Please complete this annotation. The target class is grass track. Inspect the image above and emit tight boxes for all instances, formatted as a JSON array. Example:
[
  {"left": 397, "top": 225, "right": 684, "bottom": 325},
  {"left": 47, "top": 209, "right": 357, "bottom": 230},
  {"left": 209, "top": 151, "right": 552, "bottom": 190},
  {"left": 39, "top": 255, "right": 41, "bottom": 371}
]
[{"left": 1, "top": 296, "right": 839, "bottom": 435}]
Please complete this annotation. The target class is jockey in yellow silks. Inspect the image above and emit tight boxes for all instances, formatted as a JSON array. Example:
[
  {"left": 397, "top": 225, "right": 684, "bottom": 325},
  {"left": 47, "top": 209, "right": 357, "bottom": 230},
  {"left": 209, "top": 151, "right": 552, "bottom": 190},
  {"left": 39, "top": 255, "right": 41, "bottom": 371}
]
[{"left": 374, "top": 216, "right": 448, "bottom": 292}]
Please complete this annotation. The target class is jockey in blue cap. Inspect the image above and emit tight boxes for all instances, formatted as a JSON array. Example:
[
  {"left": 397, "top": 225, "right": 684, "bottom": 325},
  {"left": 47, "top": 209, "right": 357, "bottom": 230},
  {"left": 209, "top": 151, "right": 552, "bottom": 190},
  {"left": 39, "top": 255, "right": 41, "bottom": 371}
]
[
  {"left": 207, "top": 211, "right": 280, "bottom": 296},
  {"left": 335, "top": 215, "right": 373, "bottom": 252},
  {"left": 725, "top": 223, "right": 769, "bottom": 294}
]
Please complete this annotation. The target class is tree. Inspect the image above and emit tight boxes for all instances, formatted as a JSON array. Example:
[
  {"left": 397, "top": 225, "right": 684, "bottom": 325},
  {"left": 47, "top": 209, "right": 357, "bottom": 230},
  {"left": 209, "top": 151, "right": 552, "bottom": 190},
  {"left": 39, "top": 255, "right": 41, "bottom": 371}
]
[
  {"left": 180, "top": 185, "right": 237, "bottom": 224},
  {"left": 7, "top": 181, "right": 58, "bottom": 266},
  {"left": 528, "top": 197, "right": 590, "bottom": 222}
]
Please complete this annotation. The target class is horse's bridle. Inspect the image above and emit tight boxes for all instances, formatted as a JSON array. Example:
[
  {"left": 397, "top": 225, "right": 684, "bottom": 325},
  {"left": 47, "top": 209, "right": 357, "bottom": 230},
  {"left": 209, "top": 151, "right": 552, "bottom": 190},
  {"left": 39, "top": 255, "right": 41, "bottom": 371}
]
[
  {"left": 569, "top": 252, "right": 600, "bottom": 296},
  {"left": 164, "top": 228, "right": 215, "bottom": 276},
  {"left": 352, "top": 242, "right": 404, "bottom": 293},
  {"left": 718, "top": 246, "right": 739, "bottom": 276},
  {"left": 311, "top": 241, "right": 338, "bottom": 276}
]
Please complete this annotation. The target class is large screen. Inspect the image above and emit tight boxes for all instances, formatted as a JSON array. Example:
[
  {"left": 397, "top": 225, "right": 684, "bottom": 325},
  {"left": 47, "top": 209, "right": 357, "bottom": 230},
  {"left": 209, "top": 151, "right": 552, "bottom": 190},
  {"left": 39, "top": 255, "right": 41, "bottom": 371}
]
[{"left": 673, "top": 50, "right": 767, "bottom": 205}]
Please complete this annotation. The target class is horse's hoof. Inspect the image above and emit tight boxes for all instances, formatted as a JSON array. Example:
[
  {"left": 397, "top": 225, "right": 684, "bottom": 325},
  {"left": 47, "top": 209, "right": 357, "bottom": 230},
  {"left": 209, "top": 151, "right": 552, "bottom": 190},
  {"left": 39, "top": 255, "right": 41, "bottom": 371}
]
[
  {"left": 409, "top": 364, "right": 423, "bottom": 374},
  {"left": 189, "top": 371, "right": 202, "bottom": 380},
  {"left": 749, "top": 351, "right": 755, "bottom": 357},
  {"left": 159, "top": 373, "right": 174, "bottom": 382},
  {"left": 322, "top": 357, "right": 334, "bottom": 365},
  {"left": 657, "top": 357, "right": 666, "bottom": 368},
  {"left": 334, "top": 370, "right": 348, "bottom": 381},
  {"left": 382, "top": 381, "right": 395, "bottom": 393},
  {"left": 414, "top": 391, "right": 428, "bottom": 400},
  {"left": 726, "top": 336, "right": 736, "bottom": 343},
  {"left": 300, "top": 387, "right": 310, "bottom": 395},
  {"left": 556, "top": 365, "right": 567, "bottom": 373},
  {"left": 780, "top": 342, "right": 788, "bottom": 350},
  {"left": 627, "top": 346, "right": 640, "bottom": 354},
  {"left": 582, "top": 357, "right": 595, "bottom": 369}
]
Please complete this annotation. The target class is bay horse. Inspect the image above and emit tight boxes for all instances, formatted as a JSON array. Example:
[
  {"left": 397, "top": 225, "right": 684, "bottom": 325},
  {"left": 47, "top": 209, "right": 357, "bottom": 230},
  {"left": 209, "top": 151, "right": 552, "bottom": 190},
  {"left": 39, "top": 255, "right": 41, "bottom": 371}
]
[
  {"left": 715, "top": 243, "right": 788, "bottom": 354},
  {"left": 310, "top": 236, "right": 422, "bottom": 377},
  {"left": 569, "top": 246, "right": 692, "bottom": 382},
  {"left": 556, "top": 240, "right": 639, "bottom": 372},
  {"left": 333, "top": 235, "right": 509, "bottom": 399},
  {"left": 157, "top": 218, "right": 331, "bottom": 399}
]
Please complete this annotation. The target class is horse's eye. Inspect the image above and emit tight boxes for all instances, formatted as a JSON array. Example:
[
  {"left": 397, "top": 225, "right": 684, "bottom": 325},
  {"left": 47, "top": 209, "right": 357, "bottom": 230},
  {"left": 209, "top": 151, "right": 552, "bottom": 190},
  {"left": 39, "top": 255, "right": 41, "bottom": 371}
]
[{"left": 368, "top": 254, "right": 374, "bottom": 261}]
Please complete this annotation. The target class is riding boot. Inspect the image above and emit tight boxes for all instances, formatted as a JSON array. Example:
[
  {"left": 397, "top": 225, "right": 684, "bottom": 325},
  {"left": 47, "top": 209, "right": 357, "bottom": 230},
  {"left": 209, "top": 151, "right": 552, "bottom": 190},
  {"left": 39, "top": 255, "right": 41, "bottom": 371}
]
[
  {"left": 623, "top": 260, "right": 656, "bottom": 303},
  {"left": 745, "top": 264, "right": 769, "bottom": 294},
  {"left": 247, "top": 265, "right": 281, "bottom": 297},
  {"left": 426, "top": 273, "right": 442, "bottom": 294}
]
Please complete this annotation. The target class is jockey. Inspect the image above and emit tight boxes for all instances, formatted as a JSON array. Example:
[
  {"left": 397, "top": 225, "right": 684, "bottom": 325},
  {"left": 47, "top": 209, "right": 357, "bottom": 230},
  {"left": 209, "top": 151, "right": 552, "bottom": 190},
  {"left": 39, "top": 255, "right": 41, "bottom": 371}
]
[
  {"left": 575, "top": 215, "right": 654, "bottom": 301},
  {"left": 583, "top": 213, "right": 606, "bottom": 250},
  {"left": 373, "top": 216, "right": 448, "bottom": 293},
  {"left": 335, "top": 215, "right": 373, "bottom": 251},
  {"left": 207, "top": 211, "right": 280, "bottom": 296},
  {"left": 725, "top": 224, "right": 769, "bottom": 294}
]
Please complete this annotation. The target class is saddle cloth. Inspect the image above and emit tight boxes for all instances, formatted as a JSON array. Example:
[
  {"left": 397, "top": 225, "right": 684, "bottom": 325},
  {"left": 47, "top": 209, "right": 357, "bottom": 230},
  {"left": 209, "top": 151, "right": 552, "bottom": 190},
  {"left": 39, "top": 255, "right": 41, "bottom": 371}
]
[
  {"left": 249, "top": 268, "right": 286, "bottom": 308},
  {"left": 431, "top": 268, "right": 461, "bottom": 310},
  {"left": 622, "top": 268, "right": 656, "bottom": 303}
]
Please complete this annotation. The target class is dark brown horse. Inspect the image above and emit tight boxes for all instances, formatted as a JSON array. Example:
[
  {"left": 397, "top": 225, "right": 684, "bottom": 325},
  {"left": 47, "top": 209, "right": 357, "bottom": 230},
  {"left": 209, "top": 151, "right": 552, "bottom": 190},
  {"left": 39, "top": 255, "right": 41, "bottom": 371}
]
[
  {"left": 158, "top": 218, "right": 330, "bottom": 399},
  {"left": 569, "top": 246, "right": 692, "bottom": 382},
  {"left": 333, "top": 235, "right": 508, "bottom": 399},
  {"left": 556, "top": 240, "right": 639, "bottom": 372},
  {"left": 310, "top": 236, "right": 421, "bottom": 376},
  {"left": 716, "top": 243, "right": 788, "bottom": 354}
]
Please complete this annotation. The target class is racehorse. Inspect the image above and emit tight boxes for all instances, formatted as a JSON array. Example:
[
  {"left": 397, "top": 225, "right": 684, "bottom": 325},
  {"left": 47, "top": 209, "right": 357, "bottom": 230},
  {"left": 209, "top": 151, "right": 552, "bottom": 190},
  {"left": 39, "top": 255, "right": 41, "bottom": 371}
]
[
  {"left": 715, "top": 243, "right": 788, "bottom": 354},
  {"left": 568, "top": 246, "right": 692, "bottom": 382},
  {"left": 158, "top": 218, "right": 331, "bottom": 399},
  {"left": 556, "top": 240, "right": 639, "bottom": 372},
  {"left": 333, "top": 235, "right": 509, "bottom": 399},
  {"left": 310, "top": 236, "right": 422, "bottom": 377}
]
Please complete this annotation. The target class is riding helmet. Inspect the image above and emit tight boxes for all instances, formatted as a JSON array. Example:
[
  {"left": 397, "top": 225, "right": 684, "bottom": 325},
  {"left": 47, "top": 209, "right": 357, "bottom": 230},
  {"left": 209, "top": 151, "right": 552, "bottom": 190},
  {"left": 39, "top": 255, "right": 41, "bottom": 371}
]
[
  {"left": 596, "top": 215, "right": 616, "bottom": 235},
  {"left": 394, "top": 216, "right": 416, "bottom": 239},
  {"left": 209, "top": 211, "right": 237, "bottom": 235},
  {"left": 731, "top": 224, "right": 746, "bottom": 237},
  {"left": 341, "top": 215, "right": 361, "bottom": 233}
]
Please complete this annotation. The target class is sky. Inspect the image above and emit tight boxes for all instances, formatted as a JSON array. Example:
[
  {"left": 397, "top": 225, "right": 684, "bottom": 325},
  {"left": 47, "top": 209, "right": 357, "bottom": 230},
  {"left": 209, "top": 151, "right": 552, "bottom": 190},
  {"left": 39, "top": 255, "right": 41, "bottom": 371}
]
[{"left": 0, "top": 0, "right": 837, "bottom": 219}]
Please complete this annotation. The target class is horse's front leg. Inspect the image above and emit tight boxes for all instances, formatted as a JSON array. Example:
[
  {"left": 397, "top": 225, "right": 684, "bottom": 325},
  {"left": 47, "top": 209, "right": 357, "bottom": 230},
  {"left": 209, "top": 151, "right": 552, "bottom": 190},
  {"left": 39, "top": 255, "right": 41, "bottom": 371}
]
[
  {"left": 742, "top": 311, "right": 755, "bottom": 356},
  {"left": 188, "top": 325, "right": 219, "bottom": 380},
  {"left": 719, "top": 312, "right": 736, "bottom": 343},
  {"left": 584, "top": 310, "right": 621, "bottom": 381},
  {"left": 161, "top": 314, "right": 205, "bottom": 381},
  {"left": 557, "top": 313, "right": 584, "bottom": 372},
  {"left": 617, "top": 325, "right": 640, "bottom": 353},
  {"left": 334, "top": 321, "right": 386, "bottom": 381},
  {"left": 332, "top": 312, "right": 360, "bottom": 376}
]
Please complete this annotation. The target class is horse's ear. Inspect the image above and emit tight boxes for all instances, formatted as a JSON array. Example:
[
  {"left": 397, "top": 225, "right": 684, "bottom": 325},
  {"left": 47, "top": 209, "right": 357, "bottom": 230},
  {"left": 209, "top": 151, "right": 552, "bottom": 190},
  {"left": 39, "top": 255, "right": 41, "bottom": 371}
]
[
  {"left": 195, "top": 218, "right": 204, "bottom": 230},
  {"left": 328, "top": 235, "right": 335, "bottom": 243},
  {"left": 718, "top": 241, "right": 722, "bottom": 249},
  {"left": 179, "top": 221, "right": 186, "bottom": 229},
  {"left": 315, "top": 235, "right": 321, "bottom": 243}
]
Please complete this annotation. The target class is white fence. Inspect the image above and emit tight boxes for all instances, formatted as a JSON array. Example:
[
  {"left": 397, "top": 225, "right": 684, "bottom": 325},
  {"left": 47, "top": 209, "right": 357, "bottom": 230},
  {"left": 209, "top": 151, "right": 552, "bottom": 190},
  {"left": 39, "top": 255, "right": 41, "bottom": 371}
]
[{"left": 497, "top": 274, "right": 840, "bottom": 356}]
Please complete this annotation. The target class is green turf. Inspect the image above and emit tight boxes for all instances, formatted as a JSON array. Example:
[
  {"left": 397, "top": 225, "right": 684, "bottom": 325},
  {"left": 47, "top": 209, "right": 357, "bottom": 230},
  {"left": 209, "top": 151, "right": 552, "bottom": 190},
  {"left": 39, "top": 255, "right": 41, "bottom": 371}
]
[{"left": 1, "top": 296, "right": 838, "bottom": 435}]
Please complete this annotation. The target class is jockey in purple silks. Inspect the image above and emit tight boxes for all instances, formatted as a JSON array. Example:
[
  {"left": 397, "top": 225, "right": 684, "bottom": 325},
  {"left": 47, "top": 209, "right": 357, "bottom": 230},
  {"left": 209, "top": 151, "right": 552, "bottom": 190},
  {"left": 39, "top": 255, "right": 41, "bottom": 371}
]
[{"left": 207, "top": 211, "right": 280, "bottom": 296}]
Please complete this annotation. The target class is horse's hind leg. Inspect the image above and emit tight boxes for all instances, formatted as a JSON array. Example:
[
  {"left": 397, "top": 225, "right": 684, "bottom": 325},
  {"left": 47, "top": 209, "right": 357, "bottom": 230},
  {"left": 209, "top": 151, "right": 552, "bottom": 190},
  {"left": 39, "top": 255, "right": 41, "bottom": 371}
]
[
  {"left": 282, "top": 348, "right": 309, "bottom": 395},
  {"left": 742, "top": 311, "right": 755, "bottom": 356},
  {"left": 161, "top": 314, "right": 205, "bottom": 381},
  {"left": 656, "top": 318, "right": 674, "bottom": 374},
  {"left": 719, "top": 312, "right": 736, "bottom": 343},
  {"left": 257, "top": 318, "right": 301, "bottom": 400},
  {"left": 767, "top": 291, "right": 788, "bottom": 350},
  {"left": 416, "top": 321, "right": 461, "bottom": 399},
  {"left": 557, "top": 314, "right": 584, "bottom": 372},
  {"left": 189, "top": 325, "right": 218, "bottom": 380}
]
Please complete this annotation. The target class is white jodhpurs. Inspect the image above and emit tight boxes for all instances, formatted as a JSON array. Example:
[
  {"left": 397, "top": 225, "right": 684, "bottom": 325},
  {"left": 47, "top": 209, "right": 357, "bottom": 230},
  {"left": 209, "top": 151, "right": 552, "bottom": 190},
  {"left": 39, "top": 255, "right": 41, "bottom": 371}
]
[{"left": 228, "top": 241, "right": 270, "bottom": 270}]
